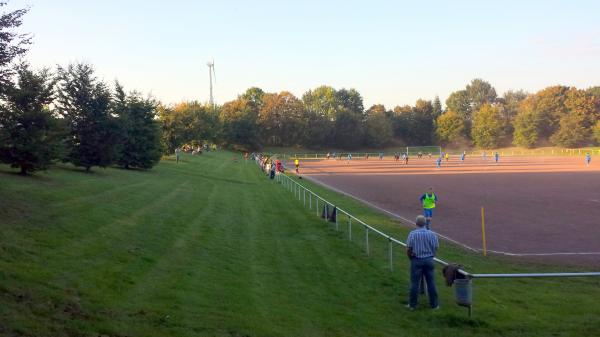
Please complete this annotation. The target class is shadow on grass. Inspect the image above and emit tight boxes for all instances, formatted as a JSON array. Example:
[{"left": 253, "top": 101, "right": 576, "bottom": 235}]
[
  {"left": 0, "top": 169, "right": 52, "bottom": 181},
  {"left": 430, "top": 313, "right": 489, "bottom": 328}
]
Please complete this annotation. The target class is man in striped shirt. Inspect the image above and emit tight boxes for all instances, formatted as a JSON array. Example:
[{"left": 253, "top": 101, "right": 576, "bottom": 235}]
[{"left": 406, "top": 215, "right": 439, "bottom": 310}]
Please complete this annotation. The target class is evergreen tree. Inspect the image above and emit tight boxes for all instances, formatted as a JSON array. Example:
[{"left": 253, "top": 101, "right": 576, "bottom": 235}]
[
  {"left": 113, "top": 82, "right": 162, "bottom": 169},
  {"left": 0, "top": 64, "right": 61, "bottom": 174},
  {"left": 432, "top": 95, "right": 443, "bottom": 117},
  {"left": 56, "top": 63, "right": 118, "bottom": 172},
  {"left": 0, "top": 2, "right": 31, "bottom": 96}
]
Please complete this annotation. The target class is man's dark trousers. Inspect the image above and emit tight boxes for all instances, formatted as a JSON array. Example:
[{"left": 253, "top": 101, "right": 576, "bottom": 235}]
[{"left": 409, "top": 257, "right": 438, "bottom": 308}]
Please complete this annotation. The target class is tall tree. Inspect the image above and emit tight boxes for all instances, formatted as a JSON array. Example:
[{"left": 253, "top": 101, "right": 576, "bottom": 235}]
[
  {"left": 301, "top": 86, "right": 365, "bottom": 148},
  {"left": 550, "top": 88, "right": 599, "bottom": 147},
  {"left": 550, "top": 112, "right": 590, "bottom": 148},
  {"left": 392, "top": 105, "right": 413, "bottom": 142},
  {"left": 466, "top": 78, "right": 497, "bottom": 111},
  {"left": 0, "top": 2, "right": 31, "bottom": 96},
  {"left": 445, "top": 90, "right": 472, "bottom": 122},
  {"left": 593, "top": 120, "right": 600, "bottom": 145},
  {"left": 587, "top": 86, "right": 600, "bottom": 100},
  {"left": 411, "top": 99, "right": 435, "bottom": 145},
  {"left": 258, "top": 91, "right": 306, "bottom": 146},
  {"left": 334, "top": 110, "right": 363, "bottom": 149},
  {"left": 471, "top": 104, "right": 504, "bottom": 148},
  {"left": 220, "top": 97, "right": 260, "bottom": 150},
  {"left": 302, "top": 85, "right": 339, "bottom": 121},
  {"left": 240, "top": 87, "right": 265, "bottom": 111},
  {"left": 56, "top": 63, "right": 117, "bottom": 171},
  {"left": 336, "top": 88, "right": 364, "bottom": 117},
  {"left": 113, "top": 83, "right": 162, "bottom": 169},
  {"left": 435, "top": 110, "right": 466, "bottom": 145},
  {"left": 512, "top": 108, "right": 539, "bottom": 148},
  {"left": 364, "top": 104, "right": 392, "bottom": 147},
  {"left": 499, "top": 89, "right": 528, "bottom": 124},
  {"left": 432, "top": 95, "right": 443, "bottom": 117},
  {"left": 0, "top": 64, "right": 61, "bottom": 174}
]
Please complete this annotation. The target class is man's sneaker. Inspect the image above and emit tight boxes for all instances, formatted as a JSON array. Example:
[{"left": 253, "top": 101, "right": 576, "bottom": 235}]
[
  {"left": 405, "top": 304, "right": 415, "bottom": 310},
  {"left": 431, "top": 305, "right": 440, "bottom": 310}
]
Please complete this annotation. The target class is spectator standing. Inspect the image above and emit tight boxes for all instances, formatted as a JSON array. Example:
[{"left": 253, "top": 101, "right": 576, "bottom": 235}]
[
  {"left": 406, "top": 215, "right": 439, "bottom": 310},
  {"left": 175, "top": 147, "right": 181, "bottom": 163}
]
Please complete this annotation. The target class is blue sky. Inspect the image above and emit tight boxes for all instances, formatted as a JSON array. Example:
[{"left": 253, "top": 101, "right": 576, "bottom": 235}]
[{"left": 8, "top": 0, "right": 600, "bottom": 108}]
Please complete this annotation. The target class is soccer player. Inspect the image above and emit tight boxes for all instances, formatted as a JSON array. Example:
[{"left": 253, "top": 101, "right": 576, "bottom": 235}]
[
  {"left": 379, "top": 152, "right": 384, "bottom": 160},
  {"left": 436, "top": 156, "right": 442, "bottom": 169},
  {"left": 494, "top": 151, "right": 499, "bottom": 163},
  {"left": 420, "top": 188, "right": 438, "bottom": 229},
  {"left": 585, "top": 152, "right": 591, "bottom": 166},
  {"left": 444, "top": 153, "right": 449, "bottom": 161},
  {"left": 294, "top": 158, "right": 300, "bottom": 173},
  {"left": 460, "top": 152, "right": 465, "bottom": 163}
]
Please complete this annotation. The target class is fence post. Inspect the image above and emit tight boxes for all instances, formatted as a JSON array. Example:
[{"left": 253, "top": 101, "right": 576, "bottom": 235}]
[
  {"left": 335, "top": 208, "right": 339, "bottom": 231},
  {"left": 365, "top": 226, "right": 369, "bottom": 256},
  {"left": 389, "top": 239, "right": 393, "bottom": 271},
  {"left": 303, "top": 189, "right": 306, "bottom": 206},
  {"left": 316, "top": 198, "right": 319, "bottom": 217},
  {"left": 309, "top": 193, "right": 312, "bottom": 210},
  {"left": 348, "top": 216, "right": 352, "bottom": 241}
]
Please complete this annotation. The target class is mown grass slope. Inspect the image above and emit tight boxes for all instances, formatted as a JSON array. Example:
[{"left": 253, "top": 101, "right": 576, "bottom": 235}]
[{"left": 1, "top": 152, "right": 599, "bottom": 337}]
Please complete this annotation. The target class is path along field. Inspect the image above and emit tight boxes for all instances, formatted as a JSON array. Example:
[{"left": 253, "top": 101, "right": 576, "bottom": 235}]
[
  {"left": 299, "top": 155, "right": 600, "bottom": 266},
  {"left": 2, "top": 152, "right": 600, "bottom": 337}
]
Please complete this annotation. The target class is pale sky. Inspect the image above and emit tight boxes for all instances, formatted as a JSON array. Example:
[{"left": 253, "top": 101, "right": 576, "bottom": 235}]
[{"left": 7, "top": 0, "right": 600, "bottom": 108}]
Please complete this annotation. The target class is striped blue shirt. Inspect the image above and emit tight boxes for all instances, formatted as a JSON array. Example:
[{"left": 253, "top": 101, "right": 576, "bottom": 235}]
[{"left": 407, "top": 228, "right": 439, "bottom": 258}]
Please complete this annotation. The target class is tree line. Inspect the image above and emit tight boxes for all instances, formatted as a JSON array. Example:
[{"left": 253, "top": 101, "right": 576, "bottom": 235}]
[
  {"left": 160, "top": 80, "right": 599, "bottom": 152},
  {"left": 0, "top": 4, "right": 162, "bottom": 175}
]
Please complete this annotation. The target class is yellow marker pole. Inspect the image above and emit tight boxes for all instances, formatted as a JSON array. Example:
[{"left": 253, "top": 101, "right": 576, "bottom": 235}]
[{"left": 481, "top": 206, "right": 487, "bottom": 256}]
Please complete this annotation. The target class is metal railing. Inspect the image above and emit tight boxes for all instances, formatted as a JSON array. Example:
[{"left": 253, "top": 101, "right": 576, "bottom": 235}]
[{"left": 271, "top": 168, "right": 469, "bottom": 275}]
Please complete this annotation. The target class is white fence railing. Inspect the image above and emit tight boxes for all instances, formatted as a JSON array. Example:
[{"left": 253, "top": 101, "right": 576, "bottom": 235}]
[{"left": 280, "top": 148, "right": 600, "bottom": 160}]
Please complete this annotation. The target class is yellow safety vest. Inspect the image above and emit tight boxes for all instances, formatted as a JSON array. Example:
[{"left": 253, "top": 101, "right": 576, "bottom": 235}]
[{"left": 423, "top": 193, "right": 436, "bottom": 209}]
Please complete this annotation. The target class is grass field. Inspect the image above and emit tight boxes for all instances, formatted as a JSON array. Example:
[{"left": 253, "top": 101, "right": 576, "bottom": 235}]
[{"left": 1, "top": 152, "right": 600, "bottom": 337}]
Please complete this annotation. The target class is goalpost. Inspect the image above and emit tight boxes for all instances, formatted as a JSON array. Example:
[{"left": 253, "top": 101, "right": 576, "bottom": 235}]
[{"left": 406, "top": 146, "right": 442, "bottom": 157}]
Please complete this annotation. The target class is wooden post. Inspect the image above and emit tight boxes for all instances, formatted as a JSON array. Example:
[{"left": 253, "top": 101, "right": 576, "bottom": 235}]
[{"left": 481, "top": 207, "right": 487, "bottom": 256}]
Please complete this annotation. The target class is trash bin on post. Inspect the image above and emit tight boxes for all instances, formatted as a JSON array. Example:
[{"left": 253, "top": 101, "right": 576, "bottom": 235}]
[{"left": 454, "top": 278, "right": 473, "bottom": 317}]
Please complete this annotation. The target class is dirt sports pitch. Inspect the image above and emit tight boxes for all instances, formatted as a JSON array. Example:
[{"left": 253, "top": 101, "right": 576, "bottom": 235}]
[{"left": 298, "top": 155, "right": 600, "bottom": 266}]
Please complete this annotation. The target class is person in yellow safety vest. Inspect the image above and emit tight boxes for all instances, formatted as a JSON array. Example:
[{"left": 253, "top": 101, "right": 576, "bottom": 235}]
[
  {"left": 294, "top": 158, "right": 300, "bottom": 174},
  {"left": 420, "top": 187, "right": 438, "bottom": 229}
]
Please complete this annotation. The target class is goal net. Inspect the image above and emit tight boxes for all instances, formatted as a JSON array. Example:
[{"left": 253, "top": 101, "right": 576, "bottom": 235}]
[{"left": 406, "top": 146, "right": 442, "bottom": 157}]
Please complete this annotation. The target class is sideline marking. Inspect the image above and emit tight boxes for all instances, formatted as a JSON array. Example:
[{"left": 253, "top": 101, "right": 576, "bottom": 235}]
[{"left": 301, "top": 174, "right": 600, "bottom": 257}]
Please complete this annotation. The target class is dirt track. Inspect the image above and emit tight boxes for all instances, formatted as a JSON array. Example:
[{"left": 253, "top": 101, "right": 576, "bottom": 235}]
[{"left": 299, "top": 155, "right": 600, "bottom": 267}]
